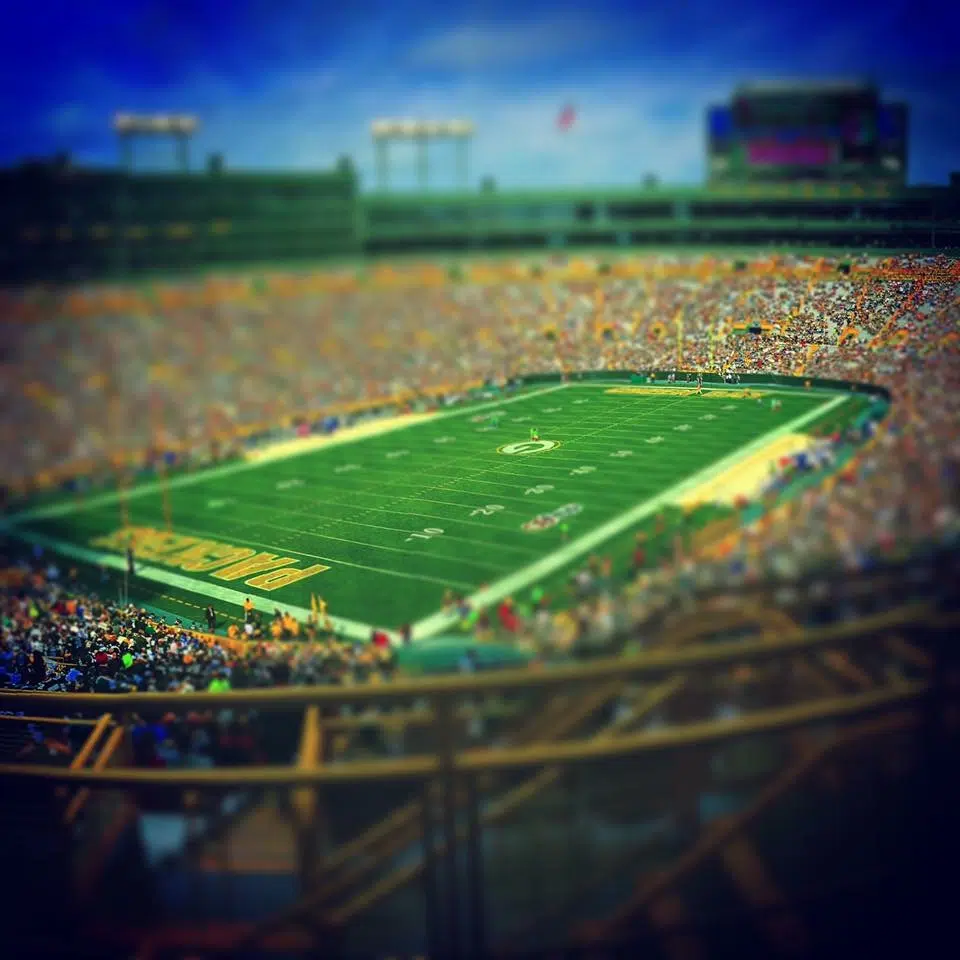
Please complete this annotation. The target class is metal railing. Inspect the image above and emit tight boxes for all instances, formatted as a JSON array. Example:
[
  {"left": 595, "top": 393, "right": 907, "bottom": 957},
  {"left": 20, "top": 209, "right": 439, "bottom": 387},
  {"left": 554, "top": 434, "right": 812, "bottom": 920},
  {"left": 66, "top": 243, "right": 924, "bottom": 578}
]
[{"left": 0, "top": 603, "right": 954, "bottom": 959}]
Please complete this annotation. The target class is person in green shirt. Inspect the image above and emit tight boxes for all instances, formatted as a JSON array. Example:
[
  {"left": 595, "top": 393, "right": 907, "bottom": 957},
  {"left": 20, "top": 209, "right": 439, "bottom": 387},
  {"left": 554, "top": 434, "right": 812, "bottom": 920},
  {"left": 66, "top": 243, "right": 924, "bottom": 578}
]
[{"left": 530, "top": 426, "right": 540, "bottom": 441}]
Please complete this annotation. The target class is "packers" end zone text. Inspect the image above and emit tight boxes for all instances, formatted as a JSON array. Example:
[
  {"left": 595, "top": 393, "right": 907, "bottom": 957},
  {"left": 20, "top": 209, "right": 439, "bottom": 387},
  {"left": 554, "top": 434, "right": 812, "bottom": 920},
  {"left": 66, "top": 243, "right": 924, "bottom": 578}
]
[{"left": 90, "top": 526, "right": 329, "bottom": 592}]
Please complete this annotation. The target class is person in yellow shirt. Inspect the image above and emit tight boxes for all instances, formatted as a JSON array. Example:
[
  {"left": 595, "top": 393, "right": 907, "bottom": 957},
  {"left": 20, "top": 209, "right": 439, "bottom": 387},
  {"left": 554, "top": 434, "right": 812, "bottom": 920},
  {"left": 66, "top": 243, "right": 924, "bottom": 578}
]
[
  {"left": 313, "top": 598, "right": 333, "bottom": 635},
  {"left": 243, "top": 597, "right": 254, "bottom": 622}
]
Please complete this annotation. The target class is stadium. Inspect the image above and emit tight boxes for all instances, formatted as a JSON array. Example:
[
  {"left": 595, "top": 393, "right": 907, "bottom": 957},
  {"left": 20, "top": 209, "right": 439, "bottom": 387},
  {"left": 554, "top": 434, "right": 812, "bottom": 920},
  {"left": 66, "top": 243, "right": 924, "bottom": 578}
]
[{"left": 1, "top": 67, "right": 959, "bottom": 960}]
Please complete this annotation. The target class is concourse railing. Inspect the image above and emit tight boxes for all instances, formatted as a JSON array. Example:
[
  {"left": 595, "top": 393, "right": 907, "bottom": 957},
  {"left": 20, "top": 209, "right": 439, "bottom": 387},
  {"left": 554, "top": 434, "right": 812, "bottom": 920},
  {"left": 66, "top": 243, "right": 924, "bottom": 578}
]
[{"left": 0, "top": 604, "right": 955, "bottom": 958}]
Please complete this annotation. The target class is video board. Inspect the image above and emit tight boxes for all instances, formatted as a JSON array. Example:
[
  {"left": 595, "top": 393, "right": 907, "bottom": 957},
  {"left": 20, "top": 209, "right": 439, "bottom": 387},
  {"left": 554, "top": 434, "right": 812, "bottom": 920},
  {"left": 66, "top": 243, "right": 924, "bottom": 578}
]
[{"left": 707, "top": 84, "right": 907, "bottom": 184}]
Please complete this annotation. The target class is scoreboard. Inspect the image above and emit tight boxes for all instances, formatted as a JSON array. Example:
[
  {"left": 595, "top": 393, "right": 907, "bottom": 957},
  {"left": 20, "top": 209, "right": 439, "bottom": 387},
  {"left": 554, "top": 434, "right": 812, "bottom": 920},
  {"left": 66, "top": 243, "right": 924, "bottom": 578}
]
[{"left": 707, "top": 82, "right": 907, "bottom": 185}]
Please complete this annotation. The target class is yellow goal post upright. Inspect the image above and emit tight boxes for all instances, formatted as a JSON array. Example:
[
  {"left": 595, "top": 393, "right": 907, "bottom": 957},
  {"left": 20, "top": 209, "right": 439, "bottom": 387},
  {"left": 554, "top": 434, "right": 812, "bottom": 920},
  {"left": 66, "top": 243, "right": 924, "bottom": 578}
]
[
  {"left": 157, "top": 456, "right": 174, "bottom": 533},
  {"left": 674, "top": 308, "right": 685, "bottom": 368},
  {"left": 114, "top": 455, "right": 131, "bottom": 533},
  {"left": 112, "top": 457, "right": 132, "bottom": 607}
]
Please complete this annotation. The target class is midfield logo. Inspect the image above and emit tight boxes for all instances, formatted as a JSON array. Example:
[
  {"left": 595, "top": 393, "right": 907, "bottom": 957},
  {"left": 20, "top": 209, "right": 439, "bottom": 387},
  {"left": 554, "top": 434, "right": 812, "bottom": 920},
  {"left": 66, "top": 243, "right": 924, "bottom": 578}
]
[{"left": 498, "top": 439, "right": 562, "bottom": 455}]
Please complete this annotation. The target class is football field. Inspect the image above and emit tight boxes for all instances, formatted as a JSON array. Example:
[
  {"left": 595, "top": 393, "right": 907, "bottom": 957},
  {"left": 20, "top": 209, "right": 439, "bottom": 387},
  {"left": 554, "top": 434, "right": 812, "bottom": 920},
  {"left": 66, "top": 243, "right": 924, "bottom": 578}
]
[{"left": 5, "top": 383, "right": 855, "bottom": 640}]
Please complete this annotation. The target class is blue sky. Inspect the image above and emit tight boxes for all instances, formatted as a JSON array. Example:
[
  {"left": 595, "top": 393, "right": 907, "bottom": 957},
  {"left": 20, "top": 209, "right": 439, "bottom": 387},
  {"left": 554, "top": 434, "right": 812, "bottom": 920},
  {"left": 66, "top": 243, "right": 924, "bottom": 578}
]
[{"left": 3, "top": 0, "right": 957, "bottom": 189}]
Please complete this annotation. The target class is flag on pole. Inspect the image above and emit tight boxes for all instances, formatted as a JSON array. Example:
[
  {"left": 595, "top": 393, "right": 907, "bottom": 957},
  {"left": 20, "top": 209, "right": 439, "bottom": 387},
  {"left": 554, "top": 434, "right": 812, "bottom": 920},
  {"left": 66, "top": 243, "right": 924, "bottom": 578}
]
[{"left": 557, "top": 104, "right": 576, "bottom": 131}]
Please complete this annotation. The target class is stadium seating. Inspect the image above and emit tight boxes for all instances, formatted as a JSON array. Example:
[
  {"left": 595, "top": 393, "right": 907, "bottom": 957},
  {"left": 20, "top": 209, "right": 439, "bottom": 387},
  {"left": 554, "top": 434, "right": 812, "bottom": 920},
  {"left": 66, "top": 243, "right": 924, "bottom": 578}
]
[{"left": 1, "top": 250, "right": 958, "bottom": 959}]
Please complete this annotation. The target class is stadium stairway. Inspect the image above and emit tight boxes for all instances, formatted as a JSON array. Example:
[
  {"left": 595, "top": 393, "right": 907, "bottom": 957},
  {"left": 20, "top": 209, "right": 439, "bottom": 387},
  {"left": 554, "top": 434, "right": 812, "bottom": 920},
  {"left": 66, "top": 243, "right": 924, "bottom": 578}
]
[
  {"left": 150, "top": 685, "right": 602, "bottom": 877},
  {"left": 234, "top": 675, "right": 699, "bottom": 957},
  {"left": 157, "top": 604, "right": 851, "bottom": 954},
  {"left": 564, "top": 708, "right": 938, "bottom": 960},
  {"left": 137, "top": 792, "right": 301, "bottom": 927},
  {"left": 132, "top": 678, "right": 629, "bottom": 946},
  {"left": 216, "top": 677, "right": 644, "bottom": 956}
]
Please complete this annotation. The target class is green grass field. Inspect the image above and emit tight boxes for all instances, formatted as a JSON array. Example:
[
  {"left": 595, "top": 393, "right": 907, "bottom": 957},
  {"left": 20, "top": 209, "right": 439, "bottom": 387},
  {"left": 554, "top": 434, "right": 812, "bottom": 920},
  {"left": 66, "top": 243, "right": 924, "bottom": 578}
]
[{"left": 5, "top": 382, "right": 859, "bottom": 640}]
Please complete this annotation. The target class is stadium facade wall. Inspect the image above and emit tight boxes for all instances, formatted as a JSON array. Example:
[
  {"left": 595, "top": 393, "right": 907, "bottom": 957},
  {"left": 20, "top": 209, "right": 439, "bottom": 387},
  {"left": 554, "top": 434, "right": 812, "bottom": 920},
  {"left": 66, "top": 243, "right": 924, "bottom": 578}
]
[
  {"left": 2, "top": 161, "right": 959, "bottom": 284},
  {"left": 523, "top": 369, "right": 892, "bottom": 401},
  {"left": 0, "top": 161, "right": 361, "bottom": 285}
]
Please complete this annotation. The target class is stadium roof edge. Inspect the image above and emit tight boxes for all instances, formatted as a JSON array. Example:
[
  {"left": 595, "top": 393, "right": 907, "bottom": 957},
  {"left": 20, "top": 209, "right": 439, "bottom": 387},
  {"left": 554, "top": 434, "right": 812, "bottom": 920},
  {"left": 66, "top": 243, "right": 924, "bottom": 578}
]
[{"left": 733, "top": 79, "right": 875, "bottom": 95}]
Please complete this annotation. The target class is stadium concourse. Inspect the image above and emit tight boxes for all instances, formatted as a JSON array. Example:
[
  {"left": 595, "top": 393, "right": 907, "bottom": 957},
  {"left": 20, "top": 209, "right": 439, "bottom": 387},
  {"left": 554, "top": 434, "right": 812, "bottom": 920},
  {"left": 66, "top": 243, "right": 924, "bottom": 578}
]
[{"left": 1, "top": 252, "right": 959, "bottom": 711}]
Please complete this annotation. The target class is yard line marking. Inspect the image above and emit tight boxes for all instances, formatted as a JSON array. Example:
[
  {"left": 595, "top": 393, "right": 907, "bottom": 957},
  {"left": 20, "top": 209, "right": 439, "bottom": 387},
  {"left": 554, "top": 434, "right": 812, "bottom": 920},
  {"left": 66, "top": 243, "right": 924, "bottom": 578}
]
[
  {"left": 267, "top": 467, "right": 694, "bottom": 514},
  {"left": 410, "top": 394, "right": 849, "bottom": 640},
  {"left": 21, "top": 387, "right": 685, "bottom": 549},
  {"left": 417, "top": 393, "right": 698, "bottom": 501},
  {"left": 1, "top": 384, "right": 848, "bottom": 644},
  {"left": 6, "top": 384, "right": 570, "bottom": 526},
  {"left": 258, "top": 392, "right": 784, "bottom": 520},
  {"left": 157, "top": 518, "right": 510, "bottom": 577},
  {"left": 232, "top": 486, "right": 544, "bottom": 534},
  {"left": 167, "top": 491, "right": 543, "bottom": 559},
  {"left": 0, "top": 523, "right": 486, "bottom": 642}
]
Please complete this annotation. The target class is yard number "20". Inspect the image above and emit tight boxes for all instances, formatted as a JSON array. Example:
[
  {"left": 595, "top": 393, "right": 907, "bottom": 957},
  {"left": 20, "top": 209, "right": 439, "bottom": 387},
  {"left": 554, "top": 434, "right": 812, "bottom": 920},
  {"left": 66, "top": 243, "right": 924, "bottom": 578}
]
[
  {"left": 406, "top": 527, "right": 445, "bottom": 543},
  {"left": 470, "top": 504, "right": 504, "bottom": 517}
]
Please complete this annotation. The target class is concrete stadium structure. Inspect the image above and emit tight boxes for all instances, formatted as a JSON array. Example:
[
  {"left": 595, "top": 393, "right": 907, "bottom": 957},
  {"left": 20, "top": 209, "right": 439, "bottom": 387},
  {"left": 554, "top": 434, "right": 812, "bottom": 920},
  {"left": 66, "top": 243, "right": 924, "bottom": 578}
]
[{"left": 2, "top": 157, "right": 959, "bottom": 284}]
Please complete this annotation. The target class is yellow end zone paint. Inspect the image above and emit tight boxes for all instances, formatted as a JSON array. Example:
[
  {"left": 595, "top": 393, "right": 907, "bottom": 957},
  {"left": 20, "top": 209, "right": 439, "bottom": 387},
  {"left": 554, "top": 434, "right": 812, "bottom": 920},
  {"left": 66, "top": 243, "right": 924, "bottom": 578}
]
[
  {"left": 675, "top": 432, "right": 820, "bottom": 509},
  {"left": 90, "top": 526, "right": 330, "bottom": 592},
  {"left": 604, "top": 386, "right": 768, "bottom": 399},
  {"left": 243, "top": 412, "right": 439, "bottom": 464}
]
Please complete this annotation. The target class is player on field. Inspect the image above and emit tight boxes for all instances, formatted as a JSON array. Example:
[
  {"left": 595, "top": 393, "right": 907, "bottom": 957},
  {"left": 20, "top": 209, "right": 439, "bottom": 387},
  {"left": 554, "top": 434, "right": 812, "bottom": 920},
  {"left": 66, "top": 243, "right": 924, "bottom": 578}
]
[{"left": 530, "top": 426, "right": 541, "bottom": 441}]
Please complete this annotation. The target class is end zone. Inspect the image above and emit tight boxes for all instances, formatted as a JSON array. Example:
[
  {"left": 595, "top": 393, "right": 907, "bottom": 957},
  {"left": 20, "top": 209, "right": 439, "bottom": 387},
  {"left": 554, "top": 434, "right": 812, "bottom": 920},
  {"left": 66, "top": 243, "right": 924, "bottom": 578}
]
[{"left": 605, "top": 386, "right": 769, "bottom": 399}]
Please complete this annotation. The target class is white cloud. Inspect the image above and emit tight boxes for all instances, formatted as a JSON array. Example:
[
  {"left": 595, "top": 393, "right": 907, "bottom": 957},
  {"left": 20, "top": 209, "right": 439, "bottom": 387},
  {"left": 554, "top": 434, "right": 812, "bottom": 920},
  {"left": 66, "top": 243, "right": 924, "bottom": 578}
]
[{"left": 407, "top": 16, "right": 610, "bottom": 70}]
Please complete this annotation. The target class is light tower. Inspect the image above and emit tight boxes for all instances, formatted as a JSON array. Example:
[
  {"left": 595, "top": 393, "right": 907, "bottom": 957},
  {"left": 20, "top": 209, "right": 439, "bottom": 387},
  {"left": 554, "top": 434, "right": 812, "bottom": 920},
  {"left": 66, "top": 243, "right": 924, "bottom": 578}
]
[
  {"left": 370, "top": 118, "right": 475, "bottom": 193},
  {"left": 112, "top": 113, "right": 200, "bottom": 172}
]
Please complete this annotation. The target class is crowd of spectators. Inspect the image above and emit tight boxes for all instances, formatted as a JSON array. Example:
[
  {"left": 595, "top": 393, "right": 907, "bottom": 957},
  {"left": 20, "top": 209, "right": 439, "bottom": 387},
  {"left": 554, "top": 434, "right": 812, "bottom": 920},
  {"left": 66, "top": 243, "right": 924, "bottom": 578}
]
[
  {"left": 2, "top": 252, "right": 955, "bottom": 486},
  {"left": 0, "top": 559, "right": 404, "bottom": 766},
  {"left": 0, "top": 562, "right": 398, "bottom": 695},
  {"left": 1, "top": 251, "right": 957, "bottom": 704}
]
